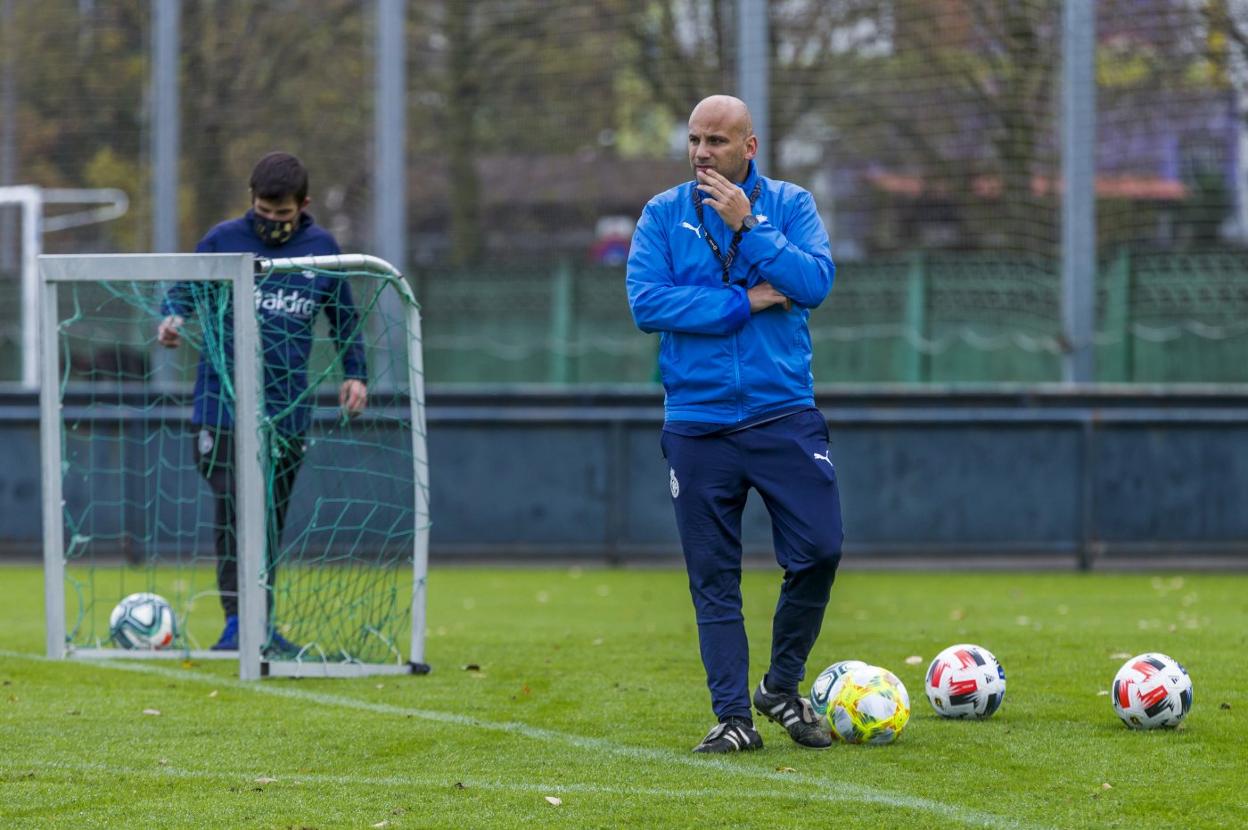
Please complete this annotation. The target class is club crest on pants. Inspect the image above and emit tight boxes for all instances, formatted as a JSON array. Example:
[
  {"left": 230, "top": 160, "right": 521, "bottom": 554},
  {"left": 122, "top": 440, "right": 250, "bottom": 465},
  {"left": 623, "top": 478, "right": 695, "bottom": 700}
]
[{"left": 669, "top": 467, "right": 680, "bottom": 498}]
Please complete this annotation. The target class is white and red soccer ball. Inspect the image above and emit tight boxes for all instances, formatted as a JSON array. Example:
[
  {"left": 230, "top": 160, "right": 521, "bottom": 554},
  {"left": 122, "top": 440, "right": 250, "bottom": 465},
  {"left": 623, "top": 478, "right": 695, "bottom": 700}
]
[
  {"left": 925, "top": 643, "right": 1006, "bottom": 719},
  {"left": 1111, "top": 652, "right": 1192, "bottom": 730}
]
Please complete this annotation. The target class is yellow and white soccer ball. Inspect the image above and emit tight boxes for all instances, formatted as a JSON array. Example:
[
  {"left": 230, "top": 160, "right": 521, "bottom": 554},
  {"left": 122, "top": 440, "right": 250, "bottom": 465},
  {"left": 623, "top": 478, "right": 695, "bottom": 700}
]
[{"left": 826, "top": 664, "right": 911, "bottom": 745}]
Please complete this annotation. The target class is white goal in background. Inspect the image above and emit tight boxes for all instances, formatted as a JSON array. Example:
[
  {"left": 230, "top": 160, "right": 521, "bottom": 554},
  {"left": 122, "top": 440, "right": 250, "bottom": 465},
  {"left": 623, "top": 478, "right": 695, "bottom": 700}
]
[{"left": 39, "top": 252, "right": 430, "bottom": 680}]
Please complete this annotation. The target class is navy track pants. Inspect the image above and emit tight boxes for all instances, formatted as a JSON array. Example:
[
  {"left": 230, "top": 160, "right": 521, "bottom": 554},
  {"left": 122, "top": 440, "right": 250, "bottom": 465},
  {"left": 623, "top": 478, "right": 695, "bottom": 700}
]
[{"left": 661, "top": 409, "right": 843, "bottom": 721}]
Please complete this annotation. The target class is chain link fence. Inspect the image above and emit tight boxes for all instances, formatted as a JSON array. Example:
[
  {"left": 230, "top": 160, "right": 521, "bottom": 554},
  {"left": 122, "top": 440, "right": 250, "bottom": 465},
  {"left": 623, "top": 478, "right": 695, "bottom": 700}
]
[{"left": 2, "top": 0, "right": 1246, "bottom": 383}]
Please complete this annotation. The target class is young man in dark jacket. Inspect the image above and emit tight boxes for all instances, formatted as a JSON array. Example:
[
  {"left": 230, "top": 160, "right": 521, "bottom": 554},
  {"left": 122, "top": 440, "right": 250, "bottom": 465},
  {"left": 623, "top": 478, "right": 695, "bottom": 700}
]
[
  {"left": 158, "top": 151, "right": 368, "bottom": 653},
  {"left": 627, "top": 96, "right": 842, "bottom": 753}
]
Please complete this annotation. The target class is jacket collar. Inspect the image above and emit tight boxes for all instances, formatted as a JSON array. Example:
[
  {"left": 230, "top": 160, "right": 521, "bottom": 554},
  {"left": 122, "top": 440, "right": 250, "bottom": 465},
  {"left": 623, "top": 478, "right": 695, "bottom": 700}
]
[{"left": 738, "top": 159, "right": 761, "bottom": 193}]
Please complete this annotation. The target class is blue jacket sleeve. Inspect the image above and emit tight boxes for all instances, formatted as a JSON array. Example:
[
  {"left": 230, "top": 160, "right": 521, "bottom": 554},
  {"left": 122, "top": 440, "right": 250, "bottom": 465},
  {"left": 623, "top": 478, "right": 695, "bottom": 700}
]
[
  {"left": 160, "top": 234, "right": 218, "bottom": 317},
  {"left": 738, "top": 189, "right": 834, "bottom": 309},
  {"left": 325, "top": 277, "right": 368, "bottom": 381},
  {"left": 626, "top": 201, "right": 751, "bottom": 335}
]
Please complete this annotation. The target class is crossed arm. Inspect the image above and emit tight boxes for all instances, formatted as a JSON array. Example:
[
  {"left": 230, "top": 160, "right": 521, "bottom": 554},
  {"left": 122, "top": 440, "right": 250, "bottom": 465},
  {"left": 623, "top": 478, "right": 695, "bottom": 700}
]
[{"left": 695, "top": 168, "right": 791, "bottom": 313}]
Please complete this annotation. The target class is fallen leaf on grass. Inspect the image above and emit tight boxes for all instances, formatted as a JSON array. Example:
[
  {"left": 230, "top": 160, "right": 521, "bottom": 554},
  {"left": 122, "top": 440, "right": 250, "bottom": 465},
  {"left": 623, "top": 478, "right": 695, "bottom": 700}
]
[
  {"left": 372, "top": 822, "right": 389, "bottom": 828},
  {"left": 1109, "top": 652, "right": 1130, "bottom": 660},
  {"left": 1101, "top": 783, "right": 1112, "bottom": 790},
  {"left": 904, "top": 655, "right": 923, "bottom": 665},
  {"left": 1096, "top": 690, "right": 1110, "bottom": 696},
  {"left": 775, "top": 766, "right": 797, "bottom": 773},
  {"left": 142, "top": 708, "right": 161, "bottom": 716},
  {"left": 254, "top": 776, "right": 277, "bottom": 784},
  {"left": 208, "top": 690, "right": 218, "bottom": 698},
  {"left": 545, "top": 796, "right": 562, "bottom": 806}
]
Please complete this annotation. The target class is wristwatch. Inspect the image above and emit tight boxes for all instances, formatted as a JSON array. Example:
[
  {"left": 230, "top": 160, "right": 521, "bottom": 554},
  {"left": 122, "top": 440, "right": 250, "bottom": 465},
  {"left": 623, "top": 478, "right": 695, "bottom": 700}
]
[{"left": 740, "top": 214, "right": 760, "bottom": 233}]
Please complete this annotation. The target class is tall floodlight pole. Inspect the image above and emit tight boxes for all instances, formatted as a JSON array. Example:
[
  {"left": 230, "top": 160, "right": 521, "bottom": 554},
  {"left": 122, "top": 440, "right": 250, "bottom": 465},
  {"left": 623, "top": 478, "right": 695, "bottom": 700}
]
[
  {"left": 152, "top": 0, "right": 180, "bottom": 253},
  {"left": 375, "top": 0, "right": 406, "bottom": 274},
  {"left": 374, "top": 0, "right": 407, "bottom": 389},
  {"left": 736, "top": 0, "right": 769, "bottom": 172},
  {"left": 1061, "top": 0, "right": 1096, "bottom": 383},
  {"left": 1, "top": 0, "right": 17, "bottom": 272}
]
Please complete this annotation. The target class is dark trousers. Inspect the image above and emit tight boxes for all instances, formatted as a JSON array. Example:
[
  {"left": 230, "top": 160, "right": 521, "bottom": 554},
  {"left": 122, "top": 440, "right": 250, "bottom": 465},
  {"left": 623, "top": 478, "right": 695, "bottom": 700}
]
[
  {"left": 660, "top": 410, "right": 843, "bottom": 721},
  {"left": 193, "top": 426, "right": 305, "bottom": 620}
]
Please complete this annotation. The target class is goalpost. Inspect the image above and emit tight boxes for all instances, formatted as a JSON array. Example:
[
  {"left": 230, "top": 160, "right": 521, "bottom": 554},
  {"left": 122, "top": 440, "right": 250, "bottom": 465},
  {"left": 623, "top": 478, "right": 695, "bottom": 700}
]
[{"left": 38, "top": 252, "right": 430, "bottom": 680}]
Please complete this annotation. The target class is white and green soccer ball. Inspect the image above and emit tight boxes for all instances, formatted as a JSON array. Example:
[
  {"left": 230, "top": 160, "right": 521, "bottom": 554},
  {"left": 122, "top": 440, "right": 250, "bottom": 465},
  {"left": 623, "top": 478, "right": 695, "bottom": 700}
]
[
  {"left": 809, "top": 659, "right": 868, "bottom": 717},
  {"left": 109, "top": 592, "right": 176, "bottom": 650},
  {"left": 826, "top": 664, "right": 911, "bottom": 745}
]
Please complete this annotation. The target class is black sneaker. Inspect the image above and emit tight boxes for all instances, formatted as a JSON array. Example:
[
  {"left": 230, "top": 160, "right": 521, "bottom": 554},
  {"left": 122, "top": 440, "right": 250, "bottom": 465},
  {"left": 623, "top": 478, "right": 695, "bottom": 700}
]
[
  {"left": 753, "top": 680, "right": 833, "bottom": 748},
  {"left": 692, "top": 717, "right": 763, "bottom": 754}
]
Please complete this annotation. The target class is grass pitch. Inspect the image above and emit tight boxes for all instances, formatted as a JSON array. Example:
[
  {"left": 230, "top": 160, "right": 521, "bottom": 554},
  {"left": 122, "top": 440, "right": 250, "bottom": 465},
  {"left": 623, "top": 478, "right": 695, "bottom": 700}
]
[{"left": 1, "top": 564, "right": 1245, "bottom": 829}]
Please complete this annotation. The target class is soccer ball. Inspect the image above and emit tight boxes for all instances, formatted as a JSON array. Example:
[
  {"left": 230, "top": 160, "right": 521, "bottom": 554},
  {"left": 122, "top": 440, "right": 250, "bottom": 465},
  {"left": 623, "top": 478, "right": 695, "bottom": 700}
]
[
  {"left": 108, "top": 592, "right": 176, "bottom": 650},
  {"left": 925, "top": 643, "right": 1006, "bottom": 719},
  {"left": 826, "top": 664, "right": 911, "bottom": 745},
  {"left": 809, "top": 659, "right": 868, "bottom": 716},
  {"left": 1112, "top": 652, "right": 1192, "bottom": 730}
]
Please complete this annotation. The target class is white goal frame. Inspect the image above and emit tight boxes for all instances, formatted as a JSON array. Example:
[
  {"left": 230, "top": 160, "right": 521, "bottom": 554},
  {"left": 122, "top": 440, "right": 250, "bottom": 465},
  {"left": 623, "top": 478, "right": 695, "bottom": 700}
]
[
  {"left": 38, "top": 252, "right": 430, "bottom": 681},
  {"left": 0, "top": 185, "right": 129, "bottom": 388}
]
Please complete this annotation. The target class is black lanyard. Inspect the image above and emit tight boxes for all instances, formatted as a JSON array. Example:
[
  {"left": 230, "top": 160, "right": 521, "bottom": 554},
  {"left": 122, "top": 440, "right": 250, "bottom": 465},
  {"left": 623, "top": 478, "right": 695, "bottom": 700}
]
[{"left": 693, "top": 180, "right": 762, "bottom": 284}]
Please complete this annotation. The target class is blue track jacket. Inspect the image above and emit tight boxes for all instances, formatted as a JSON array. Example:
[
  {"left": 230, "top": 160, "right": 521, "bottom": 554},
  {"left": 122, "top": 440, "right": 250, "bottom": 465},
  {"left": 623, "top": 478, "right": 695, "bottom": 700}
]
[
  {"left": 162, "top": 211, "right": 367, "bottom": 437},
  {"left": 626, "top": 161, "right": 834, "bottom": 424}
]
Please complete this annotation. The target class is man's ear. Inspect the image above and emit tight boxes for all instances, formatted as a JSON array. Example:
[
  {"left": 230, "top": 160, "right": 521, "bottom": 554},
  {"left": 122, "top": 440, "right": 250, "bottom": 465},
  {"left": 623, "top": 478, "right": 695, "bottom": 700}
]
[
  {"left": 300, "top": 197, "right": 311, "bottom": 210},
  {"left": 744, "top": 135, "right": 758, "bottom": 161}
]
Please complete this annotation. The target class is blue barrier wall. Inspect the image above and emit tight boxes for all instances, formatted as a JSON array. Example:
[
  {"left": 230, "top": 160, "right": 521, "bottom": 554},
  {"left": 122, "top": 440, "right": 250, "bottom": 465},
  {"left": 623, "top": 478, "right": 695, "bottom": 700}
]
[{"left": 3, "top": 386, "right": 1247, "bottom": 567}]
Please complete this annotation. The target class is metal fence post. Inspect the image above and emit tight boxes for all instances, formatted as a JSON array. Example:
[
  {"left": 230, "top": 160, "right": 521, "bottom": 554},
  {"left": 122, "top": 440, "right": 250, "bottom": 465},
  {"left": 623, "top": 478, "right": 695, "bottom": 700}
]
[
  {"left": 549, "top": 260, "right": 572, "bottom": 384},
  {"left": 904, "top": 251, "right": 928, "bottom": 383}
]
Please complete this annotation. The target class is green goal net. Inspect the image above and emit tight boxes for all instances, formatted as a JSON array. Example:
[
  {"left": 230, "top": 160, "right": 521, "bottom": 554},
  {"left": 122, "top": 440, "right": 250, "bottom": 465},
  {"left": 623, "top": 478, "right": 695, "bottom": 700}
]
[{"left": 40, "top": 253, "right": 430, "bottom": 679}]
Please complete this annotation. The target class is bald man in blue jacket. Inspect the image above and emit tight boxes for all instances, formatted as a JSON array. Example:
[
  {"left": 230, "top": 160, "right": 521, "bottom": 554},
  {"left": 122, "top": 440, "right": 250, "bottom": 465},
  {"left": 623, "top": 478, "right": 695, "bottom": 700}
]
[{"left": 627, "top": 96, "right": 843, "bottom": 754}]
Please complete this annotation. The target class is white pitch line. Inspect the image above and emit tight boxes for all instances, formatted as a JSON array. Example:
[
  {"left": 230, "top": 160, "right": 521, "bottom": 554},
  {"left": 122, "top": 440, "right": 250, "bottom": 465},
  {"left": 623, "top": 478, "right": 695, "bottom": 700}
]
[
  {"left": 0, "top": 650, "right": 1037, "bottom": 829},
  {"left": 0, "top": 757, "right": 968, "bottom": 816}
]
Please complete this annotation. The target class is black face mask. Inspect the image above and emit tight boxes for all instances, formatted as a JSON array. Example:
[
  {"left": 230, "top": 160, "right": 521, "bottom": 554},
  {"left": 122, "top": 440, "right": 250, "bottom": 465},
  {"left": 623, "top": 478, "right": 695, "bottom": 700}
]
[{"left": 254, "top": 214, "right": 296, "bottom": 246}]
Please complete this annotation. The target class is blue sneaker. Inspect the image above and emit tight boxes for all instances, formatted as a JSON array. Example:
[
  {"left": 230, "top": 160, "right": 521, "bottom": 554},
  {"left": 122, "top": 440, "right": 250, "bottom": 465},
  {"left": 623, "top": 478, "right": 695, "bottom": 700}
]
[
  {"left": 264, "top": 629, "right": 302, "bottom": 658},
  {"left": 211, "top": 615, "right": 239, "bottom": 650}
]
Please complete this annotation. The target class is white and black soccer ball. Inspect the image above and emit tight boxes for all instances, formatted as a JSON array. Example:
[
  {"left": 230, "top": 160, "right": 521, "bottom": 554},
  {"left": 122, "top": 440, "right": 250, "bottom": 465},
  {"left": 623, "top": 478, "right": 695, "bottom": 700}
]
[
  {"left": 925, "top": 643, "right": 1006, "bottom": 719},
  {"left": 809, "top": 659, "right": 869, "bottom": 717},
  {"left": 108, "top": 592, "right": 176, "bottom": 650},
  {"left": 1112, "top": 652, "right": 1192, "bottom": 730}
]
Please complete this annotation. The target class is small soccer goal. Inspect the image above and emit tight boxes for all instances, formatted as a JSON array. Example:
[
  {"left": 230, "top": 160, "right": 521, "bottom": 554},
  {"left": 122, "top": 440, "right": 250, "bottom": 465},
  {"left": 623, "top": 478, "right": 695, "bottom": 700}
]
[{"left": 38, "top": 252, "right": 430, "bottom": 680}]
